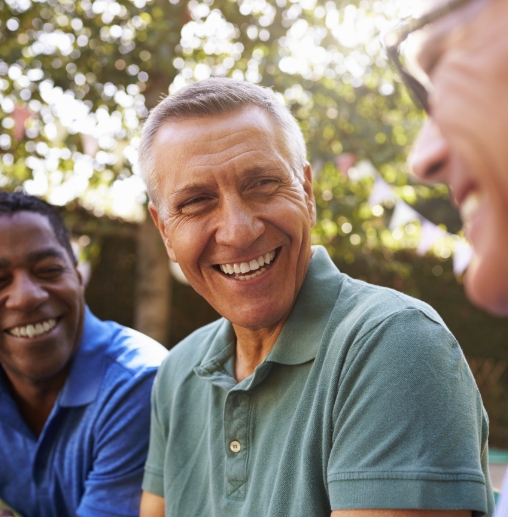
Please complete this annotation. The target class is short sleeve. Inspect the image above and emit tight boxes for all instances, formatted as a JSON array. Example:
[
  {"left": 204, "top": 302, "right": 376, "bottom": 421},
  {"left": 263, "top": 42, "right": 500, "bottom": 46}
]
[
  {"left": 76, "top": 369, "right": 157, "bottom": 517},
  {"left": 141, "top": 369, "right": 166, "bottom": 497},
  {"left": 327, "top": 309, "right": 493, "bottom": 516}
]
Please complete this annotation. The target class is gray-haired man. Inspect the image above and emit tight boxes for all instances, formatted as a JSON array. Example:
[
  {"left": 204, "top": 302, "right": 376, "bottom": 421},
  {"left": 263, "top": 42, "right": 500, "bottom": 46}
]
[{"left": 138, "top": 78, "right": 493, "bottom": 517}]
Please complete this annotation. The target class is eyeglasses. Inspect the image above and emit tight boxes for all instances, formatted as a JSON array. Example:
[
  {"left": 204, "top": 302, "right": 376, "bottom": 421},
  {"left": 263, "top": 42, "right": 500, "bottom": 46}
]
[{"left": 383, "top": 0, "right": 477, "bottom": 113}]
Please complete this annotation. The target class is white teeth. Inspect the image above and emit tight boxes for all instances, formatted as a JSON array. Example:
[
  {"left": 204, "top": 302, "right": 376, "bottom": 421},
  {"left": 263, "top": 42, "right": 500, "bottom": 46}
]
[
  {"left": 7, "top": 318, "right": 57, "bottom": 339},
  {"left": 249, "top": 259, "right": 260, "bottom": 271},
  {"left": 218, "top": 250, "right": 278, "bottom": 278},
  {"left": 27, "top": 325, "right": 35, "bottom": 338},
  {"left": 460, "top": 191, "right": 482, "bottom": 223}
]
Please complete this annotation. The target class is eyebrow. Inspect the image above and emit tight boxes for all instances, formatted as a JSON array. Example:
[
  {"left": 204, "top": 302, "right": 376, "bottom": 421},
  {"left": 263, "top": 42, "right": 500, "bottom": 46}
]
[
  {"left": 0, "top": 247, "right": 67, "bottom": 269},
  {"left": 27, "top": 248, "right": 67, "bottom": 264},
  {"left": 171, "top": 166, "right": 283, "bottom": 199}
]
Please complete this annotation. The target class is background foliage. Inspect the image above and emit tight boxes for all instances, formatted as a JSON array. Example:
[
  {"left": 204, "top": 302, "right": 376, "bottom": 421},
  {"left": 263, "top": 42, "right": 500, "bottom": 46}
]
[{"left": 1, "top": 0, "right": 508, "bottom": 444}]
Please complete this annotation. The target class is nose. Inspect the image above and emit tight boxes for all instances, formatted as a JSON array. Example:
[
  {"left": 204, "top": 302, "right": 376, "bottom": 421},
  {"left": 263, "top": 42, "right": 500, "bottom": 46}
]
[
  {"left": 409, "top": 118, "right": 451, "bottom": 183},
  {"left": 5, "top": 272, "right": 49, "bottom": 311},
  {"left": 214, "top": 195, "right": 265, "bottom": 249}
]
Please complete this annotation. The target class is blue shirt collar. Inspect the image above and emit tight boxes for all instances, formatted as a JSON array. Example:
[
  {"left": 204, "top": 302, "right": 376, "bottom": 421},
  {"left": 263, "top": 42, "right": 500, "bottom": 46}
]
[{"left": 58, "top": 306, "right": 108, "bottom": 407}]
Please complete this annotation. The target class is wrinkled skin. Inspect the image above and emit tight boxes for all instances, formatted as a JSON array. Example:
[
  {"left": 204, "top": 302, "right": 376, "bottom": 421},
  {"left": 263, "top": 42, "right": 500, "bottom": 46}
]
[
  {"left": 410, "top": 0, "right": 508, "bottom": 315},
  {"left": 148, "top": 107, "right": 316, "bottom": 374}
]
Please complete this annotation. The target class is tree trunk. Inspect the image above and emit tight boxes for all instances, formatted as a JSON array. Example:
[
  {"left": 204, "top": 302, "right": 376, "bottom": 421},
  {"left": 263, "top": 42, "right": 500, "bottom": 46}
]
[{"left": 134, "top": 216, "right": 172, "bottom": 347}]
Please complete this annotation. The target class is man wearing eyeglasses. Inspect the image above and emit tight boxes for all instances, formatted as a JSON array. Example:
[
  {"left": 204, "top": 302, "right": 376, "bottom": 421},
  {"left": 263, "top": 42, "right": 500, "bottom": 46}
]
[
  {"left": 386, "top": 0, "right": 508, "bottom": 317},
  {"left": 385, "top": 0, "right": 508, "bottom": 515}
]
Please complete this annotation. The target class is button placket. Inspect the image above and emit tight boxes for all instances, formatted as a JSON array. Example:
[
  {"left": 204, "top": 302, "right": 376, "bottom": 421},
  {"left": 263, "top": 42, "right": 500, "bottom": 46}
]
[{"left": 224, "top": 390, "right": 252, "bottom": 500}]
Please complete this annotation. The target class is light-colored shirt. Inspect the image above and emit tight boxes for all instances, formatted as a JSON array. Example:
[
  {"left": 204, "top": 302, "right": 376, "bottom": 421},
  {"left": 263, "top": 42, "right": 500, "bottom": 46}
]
[
  {"left": 143, "top": 246, "right": 493, "bottom": 516},
  {"left": 494, "top": 471, "right": 508, "bottom": 517},
  {"left": 0, "top": 308, "right": 168, "bottom": 517}
]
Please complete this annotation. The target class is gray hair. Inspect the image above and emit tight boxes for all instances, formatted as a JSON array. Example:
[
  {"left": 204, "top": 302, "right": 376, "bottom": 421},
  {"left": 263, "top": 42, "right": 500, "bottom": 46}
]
[{"left": 138, "top": 78, "right": 307, "bottom": 205}]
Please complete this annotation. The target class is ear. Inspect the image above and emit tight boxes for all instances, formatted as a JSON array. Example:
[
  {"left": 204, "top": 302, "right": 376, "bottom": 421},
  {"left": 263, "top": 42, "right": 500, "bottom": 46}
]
[
  {"left": 302, "top": 163, "right": 316, "bottom": 227},
  {"left": 148, "top": 201, "right": 178, "bottom": 262}
]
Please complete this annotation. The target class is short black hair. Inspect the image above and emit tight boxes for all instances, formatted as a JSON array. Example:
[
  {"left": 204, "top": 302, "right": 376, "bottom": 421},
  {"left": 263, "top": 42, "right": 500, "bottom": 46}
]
[{"left": 0, "top": 192, "right": 76, "bottom": 263}]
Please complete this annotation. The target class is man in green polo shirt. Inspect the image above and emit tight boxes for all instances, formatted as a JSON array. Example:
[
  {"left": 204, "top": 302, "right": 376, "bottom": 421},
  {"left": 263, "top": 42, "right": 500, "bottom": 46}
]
[{"left": 137, "top": 78, "right": 493, "bottom": 517}]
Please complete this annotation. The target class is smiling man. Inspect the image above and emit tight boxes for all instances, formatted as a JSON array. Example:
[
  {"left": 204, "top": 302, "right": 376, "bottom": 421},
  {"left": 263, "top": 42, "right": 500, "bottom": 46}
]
[
  {"left": 383, "top": 0, "right": 508, "bottom": 512},
  {"left": 138, "top": 79, "right": 493, "bottom": 517},
  {"left": 0, "top": 192, "right": 167, "bottom": 517},
  {"left": 386, "top": 0, "right": 508, "bottom": 316}
]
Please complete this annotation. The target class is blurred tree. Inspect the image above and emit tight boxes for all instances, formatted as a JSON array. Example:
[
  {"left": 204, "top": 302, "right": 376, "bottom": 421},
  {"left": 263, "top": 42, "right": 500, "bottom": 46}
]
[{"left": 0, "top": 0, "right": 455, "bottom": 343}]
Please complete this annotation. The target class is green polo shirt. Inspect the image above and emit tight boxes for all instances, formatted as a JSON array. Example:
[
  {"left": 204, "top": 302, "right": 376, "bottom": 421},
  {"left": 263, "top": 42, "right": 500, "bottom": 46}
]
[{"left": 143, "top": 246, "right": 493, "bottom": 516}]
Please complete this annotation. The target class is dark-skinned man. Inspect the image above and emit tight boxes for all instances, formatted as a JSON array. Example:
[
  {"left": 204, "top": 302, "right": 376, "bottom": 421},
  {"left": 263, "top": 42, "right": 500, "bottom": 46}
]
[{"left": 0, "top": 192, "right": 167, "bottom": 517}]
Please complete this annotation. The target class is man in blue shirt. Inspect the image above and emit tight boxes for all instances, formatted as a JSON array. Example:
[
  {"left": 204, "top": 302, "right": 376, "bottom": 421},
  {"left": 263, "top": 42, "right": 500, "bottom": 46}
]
[{"left": 0, "top": 192, "right": 167, "bottom": 517}]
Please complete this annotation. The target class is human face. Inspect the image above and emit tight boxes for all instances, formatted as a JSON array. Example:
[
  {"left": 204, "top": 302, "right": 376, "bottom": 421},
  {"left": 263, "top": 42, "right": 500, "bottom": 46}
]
[
  {"left": 149, "top": 106, "right": 316, "bottom": 331},
  {"left": 408, "top": 0, "right": 508, "bottom": 315},
  {"left": 0, "top": 212, "right": 85, "bottom": 386}
]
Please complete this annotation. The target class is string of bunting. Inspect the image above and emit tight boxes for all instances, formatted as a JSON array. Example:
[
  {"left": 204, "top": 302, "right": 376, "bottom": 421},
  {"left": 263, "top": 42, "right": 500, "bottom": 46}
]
[{"left": 342, "top": 158, "right": 473, "bottom": 276}]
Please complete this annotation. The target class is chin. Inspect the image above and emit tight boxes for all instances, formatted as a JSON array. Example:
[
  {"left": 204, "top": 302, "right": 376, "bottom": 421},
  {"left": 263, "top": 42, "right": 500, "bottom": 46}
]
[
  {"left": 225, "top": 304, "right": 291, "bottom": 331},
  {"left": 465, "top": 256, "right": 508, "bottom": 316}
]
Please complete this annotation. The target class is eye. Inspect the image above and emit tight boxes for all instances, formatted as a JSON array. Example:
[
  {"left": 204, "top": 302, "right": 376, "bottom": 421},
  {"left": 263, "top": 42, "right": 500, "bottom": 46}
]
[
  {"left": 250, "top": 178, "right": 280, "bottom": 194},
  {"left": 0, "top": 273, "right": 11, "bottom": 289},
  {"left": 179, "top": 195, "right": 216, "bottom": 215},
  {"left": 36, "top": 266, "right": 65, "bottom": 279}
]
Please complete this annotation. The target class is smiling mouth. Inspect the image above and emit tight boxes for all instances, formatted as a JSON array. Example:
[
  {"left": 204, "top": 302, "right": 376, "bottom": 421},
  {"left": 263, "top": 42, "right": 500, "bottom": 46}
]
[
  {"left": 6, "top": 318, "right": 58, "bottom": 339},
  {"left": 216, "top": 248, "right": 278, "bottom": 281}
]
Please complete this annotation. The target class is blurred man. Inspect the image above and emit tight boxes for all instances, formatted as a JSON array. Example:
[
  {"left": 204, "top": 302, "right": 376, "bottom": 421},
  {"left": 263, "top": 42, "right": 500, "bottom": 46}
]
[
  {"left": 384, "top": 0, "right": 508, "bottom": 513},
  {"left": 138, "top": 78, "right": 493, "bottom": 517},
  {"left": 0, "top": 192, "right": 167, "bottom": 517},
  {"left": 386, "top": 0, "right": 508, "bottom": 315}
]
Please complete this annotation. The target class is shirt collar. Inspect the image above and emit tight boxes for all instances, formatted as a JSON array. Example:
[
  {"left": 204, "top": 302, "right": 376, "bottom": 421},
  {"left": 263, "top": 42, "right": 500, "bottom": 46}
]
[
  {"left": 265, "top": 245, "right": 342, "bottom": 365},
  {"left": 58, "top": 306, "right": 108, "bottom": 407},
  {"left": 194, "top": 246, "right": 342, "bottom": 387}
]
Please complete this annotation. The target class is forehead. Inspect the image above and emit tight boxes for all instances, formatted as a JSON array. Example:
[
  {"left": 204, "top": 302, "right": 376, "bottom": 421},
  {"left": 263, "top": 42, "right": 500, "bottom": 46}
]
[
  {"left": 151, "top": 106, "right": 287, "bottom": 185},
  {"left": 0, "top": 212, "right": 63, "bottom": 257},
  {"left": 416, "top": 0, "right": 448, "bottom": 15}
]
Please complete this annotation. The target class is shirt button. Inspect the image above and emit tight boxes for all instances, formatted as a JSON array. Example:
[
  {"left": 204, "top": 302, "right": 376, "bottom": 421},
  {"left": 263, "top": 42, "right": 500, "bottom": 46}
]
[{"left": 230, "top": 440, "right": 242, "bottom": 453}]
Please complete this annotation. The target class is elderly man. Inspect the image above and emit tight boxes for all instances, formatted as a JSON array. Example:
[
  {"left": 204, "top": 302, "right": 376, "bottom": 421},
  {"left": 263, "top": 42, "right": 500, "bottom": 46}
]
[
  {"left": 0, "top": 193, "right": 167, "bottom": 517},
  {"left": 387, "top": 0, "right": 508, "bottom": 316},
  {"left": 138, "top": 78, "right": 493, "bottom": 517},
  {"left": 384, "top": 0, "right": 508, "bottom": 513}
]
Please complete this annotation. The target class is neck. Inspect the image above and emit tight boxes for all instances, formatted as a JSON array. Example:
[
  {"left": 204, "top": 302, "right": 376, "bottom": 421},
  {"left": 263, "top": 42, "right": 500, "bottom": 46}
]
[
  {"left": 2, "top": 367, "right": 68, "bottom": 437},
  {"left": 233, "top": 316, "right": 288, "bottom": 382}
]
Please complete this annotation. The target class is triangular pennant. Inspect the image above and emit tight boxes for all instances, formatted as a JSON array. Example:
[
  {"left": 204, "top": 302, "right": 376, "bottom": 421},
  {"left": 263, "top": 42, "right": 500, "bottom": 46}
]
[
  {"left": 389, "top": 200, "right": 420, "bottom": 230},
  {"left": 416, "top": 219, "right": 447, "bottom": 256},
  {"left": 12, "top": 105, "right": 32, "bottom": 140},
  {"left": 453, "top": 240, "right": 473, "bottom": 275},
  {"left": 348, "top": 159, "right": 377, "bottom": 182},
  {"left": 81, "top": 134, "right": 99, "bottom": 157},
  {"left": 368, "top": 176, "right": 395, "bottom": 206}
]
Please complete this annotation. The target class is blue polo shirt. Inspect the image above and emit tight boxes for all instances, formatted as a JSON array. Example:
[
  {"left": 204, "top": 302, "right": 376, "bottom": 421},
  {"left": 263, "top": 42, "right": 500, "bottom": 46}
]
[
  {"left": 143, "top": 246, "right": 493, "bottom": 516},
  {"left": 0, "top": 308, "right": 167, "bottom": 517}
]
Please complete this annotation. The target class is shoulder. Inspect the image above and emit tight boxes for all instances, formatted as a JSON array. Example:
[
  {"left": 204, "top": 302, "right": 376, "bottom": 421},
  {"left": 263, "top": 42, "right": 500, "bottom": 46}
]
[
  {"left": 89, "top": 316, "right": 169, "bottom": 378},
  {"left": 159, "top": 318, "right": 225, "bottom": 370},
  {"left": 153, "top": 318, "right": 226, "bottom": 389},
  {"left": 319, "top": 273, "right": 462, "bottom": 375},
  {"left": 334, "top": 273, "right": 450, "bottom": 340}
]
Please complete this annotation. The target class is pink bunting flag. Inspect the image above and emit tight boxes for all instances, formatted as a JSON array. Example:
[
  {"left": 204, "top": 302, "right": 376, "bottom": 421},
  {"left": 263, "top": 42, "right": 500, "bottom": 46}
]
[{"left": 12, "top": 105, "right": 32, "bottom": 140}]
